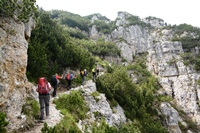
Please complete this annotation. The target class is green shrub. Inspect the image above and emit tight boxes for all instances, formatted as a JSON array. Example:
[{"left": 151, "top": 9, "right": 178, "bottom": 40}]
[
  {"left": 0, "top": 112, "right": 8, "bottom": 133},
  {"left": 53, "top": 90, "right": 89, "bottom": 121},
  {"left": 22, "top": 97, "right": 40, "bottom": 119},
  {"left": 0, "top": 0, "right": 37, "bottom": 22},
  {"left": 90, "top": 118, "right": 118, "bottom": 133},
  {"left": 96, "top": 65, "right": 167, "bottom": 132},
  {"left": 181, "top": 52, "right": 200, "bottom": 72},
  {"left": 41, "top": 112, "right": 81, "bottom": 133},
  {"left": 126, "top": 15, "right": 151, "bottom": 28}
]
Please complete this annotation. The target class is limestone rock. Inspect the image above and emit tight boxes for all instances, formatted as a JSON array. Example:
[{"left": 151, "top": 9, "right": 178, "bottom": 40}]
[{"left": 0, "top": 17, "right": 36, "bottom": 131}]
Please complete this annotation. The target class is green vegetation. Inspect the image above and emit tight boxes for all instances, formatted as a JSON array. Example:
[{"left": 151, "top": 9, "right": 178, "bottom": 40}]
[
  {"left": 145, "top": 16, "right": 164, "bottom": 22},
  {"left": 90, "top": 118, "right": 118, "bottom": 133},
  {"left": 49, "top": 10, "right": 90, "bottom": 32},
  {"left": 81, "top": 38, "right": 121, "bottom": 58},
  {"left": 126, "top": 15, "right": 151, "bottom": 28},
  {"left": 4, "top": 2, "right": 200, "bottom": 132},
  {"left": 41, "top": 113, "right": 82, "bottom": 133},
  {"left": 181, "top": 52, "right": 200, "bottom": 72},
  {"left": 89, "top": 20, "right": 116, "bottom": 34},
  {"left": 53, "top": 90, "right": 89, "bottom": 121},
  {"left": 21, "top": 97, "right": 40, "bottom": 130},
  {"left": 0, "top": 112, "right": 8, "bottom": 133},
  {"left": 169, "top": 24, "right": 200, "bottom": 72},
  {"left": 96, "top": 55, "right": 168, "bottom": 132},
  {"left": 84, "top": 13, "right": 110, "bottom": 21},
  {"left": 27, "top": 10, "right": 95, "bottom": 82},
  {"left": 0, "top": 0, "right": 37, "bottom": 22},
  {"left": 64, "top": 26, "right": 89, "bottom": 39},
  {"left": 22, "top": 97, "right": 40, "bottom": 118},
  {"left": 171, "top": 24, "right": 200, "bottom": 51},
  {"left": 41, "top": 90, "right": 87, "bottom": 132}
]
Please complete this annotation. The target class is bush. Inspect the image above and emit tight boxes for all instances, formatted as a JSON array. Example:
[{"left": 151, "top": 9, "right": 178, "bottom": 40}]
[
  {"left": 41, "top": 113, "right": 82, "bottom": 133},
  {"left": 90, "top": 118, "right": 118, "bottom": 133},
  {"left": 22, "top": 97, "right": 40, "bottom": 119},
  {"left": 53, "top": 90, "right": 89, "bottom": 121},
  {"left": 0, "top": 112, "right": 8, "bottom": 133},
  {"left": 96, "top": 65, "right": 167, "bottom": 132}
]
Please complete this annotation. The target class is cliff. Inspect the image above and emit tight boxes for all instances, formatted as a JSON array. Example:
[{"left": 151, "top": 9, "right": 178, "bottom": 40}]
[
  {"left": 0, "top": 17, "right": 37, "bottom": 130},
  {"left": 88, "top": 11, "right": 200, "bottom": 132}
]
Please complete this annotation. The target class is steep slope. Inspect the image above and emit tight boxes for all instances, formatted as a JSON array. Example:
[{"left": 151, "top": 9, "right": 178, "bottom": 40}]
[
  {"left": 0, "top": 17, "right": 38, "bottom": 131},
  {"left": 88, "top": 11, "right": 200, "bottom": 132}
]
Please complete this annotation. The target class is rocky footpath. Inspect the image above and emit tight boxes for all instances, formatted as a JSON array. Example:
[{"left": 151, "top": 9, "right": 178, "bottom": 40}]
[{"left": 25, "top": 79, "right": 126, "bottom": 133}]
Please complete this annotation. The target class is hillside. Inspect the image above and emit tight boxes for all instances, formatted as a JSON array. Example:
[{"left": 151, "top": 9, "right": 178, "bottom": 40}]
[{"left": 1, "top": 1, "right": 200, "bottom": 133}]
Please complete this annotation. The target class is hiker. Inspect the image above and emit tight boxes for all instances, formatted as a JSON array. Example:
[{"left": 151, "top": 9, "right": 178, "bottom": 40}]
[
  {"left": 65, "top": 72, "right": 76, "bottom": 89},
  {"left": 51, "top": 73, "right": 62, "bottom": 97},
  {"left": 92, "top": 68, "right": 96, "bottom": 81},
  {"left": 36, "top": 77, "right": 51, "bottom": 121},
  {"left": 80, "top": 69, "right": 87, "bottom": 85},
  {"left": 96, "top": 67, "right": 100, "bottom": 76}
]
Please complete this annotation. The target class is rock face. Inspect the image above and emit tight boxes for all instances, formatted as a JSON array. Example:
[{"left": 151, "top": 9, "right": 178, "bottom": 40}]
[
  {"left": 89, "top": 11, "right": 200, "bottom": 132},
  {"left": 0, "top": 17, "right": 36, "bottom": 131},
  {"left": 147, "top": 28, "right": 200, "bottom": 127},
  {"left": 65, "top": 80, "right": 126, "bottom": 132}
]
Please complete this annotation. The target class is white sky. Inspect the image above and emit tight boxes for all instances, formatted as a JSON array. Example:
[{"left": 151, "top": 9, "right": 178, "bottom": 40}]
[{"left": 36, "top": 0, "right": 200, "bottom": 28}]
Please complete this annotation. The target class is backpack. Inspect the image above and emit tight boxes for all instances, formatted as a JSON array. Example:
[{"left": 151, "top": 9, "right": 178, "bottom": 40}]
[
  {"left": 37, "top": 77, "right": 50, "bottom": 94},
  {"left": 80, "top": 71, "right": 84, "bottom": 77},
  {"left": 51, "top": 75, "right": 57, "bottom": 84},
  {"left": 66, "top": 74, "right": 71, "bottom": 80},
  {"left": 92, "top": 68, "right": 95, "bottom": 72}
]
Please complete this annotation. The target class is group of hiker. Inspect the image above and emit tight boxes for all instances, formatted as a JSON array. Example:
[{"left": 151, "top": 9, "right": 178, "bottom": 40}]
[{"left": 36, "top": 68, "right": 100, "bottom": 121}]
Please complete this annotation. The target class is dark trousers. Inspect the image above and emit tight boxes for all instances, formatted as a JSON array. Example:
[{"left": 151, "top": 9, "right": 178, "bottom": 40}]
[
  {"left": 92, "top": 72, "right": 96, "bottom": 78},
  {"left": 82, "top": 76, "right": 86, "bottom": 85},
  {"left": 92, "top": 72, "right": 96, "bottom": 81},
  {"left": 39, "top": 94, "right": 50, "bottom": 119},
  {"left": 67, "top": 79, "right": 72, "bottom": 89},
  {"left": 52, "top": 83, "right": 57, "bottom": 97}
]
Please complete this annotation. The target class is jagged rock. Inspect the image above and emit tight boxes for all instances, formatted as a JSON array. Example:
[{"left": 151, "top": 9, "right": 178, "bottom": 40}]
[
  {"left": 160, "top": 102, "right": 182, "bottom": 133},
  {"left": 0, "top": 17, "right": 36, "bottom": 131},
  {"left": 67, "top": 80, "right": 126, "bottom": 131},
  {"left": 115, "top": 12, "right": 131, "bottom": 27},
  {"left": 143, "top": 17, "right": 166, "bottom": 28}
]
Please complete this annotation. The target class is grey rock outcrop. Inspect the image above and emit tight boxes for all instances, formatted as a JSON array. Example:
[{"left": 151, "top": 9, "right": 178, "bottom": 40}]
[
  {"left": 89, "top": 11, "right": 200, "bottom": 132},
  {"left": 65, "top": 80, "right": 127, "bottom": 132},
  {"left": 0, "top": 17, "right": 36, "bottom": 131},
  {"left": 160, "top": 102, "right": 182, "bottom": 133}
]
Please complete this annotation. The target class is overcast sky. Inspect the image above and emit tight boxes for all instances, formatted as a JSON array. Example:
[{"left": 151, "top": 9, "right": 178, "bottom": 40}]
[{"left": 36, "top": 0, "right": 200, "bottom": 28}]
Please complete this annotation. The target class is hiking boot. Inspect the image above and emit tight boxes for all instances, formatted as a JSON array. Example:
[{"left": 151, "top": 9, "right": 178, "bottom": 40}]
[{"left": 39, "top": 117, "right": 44, "bottom": 121}]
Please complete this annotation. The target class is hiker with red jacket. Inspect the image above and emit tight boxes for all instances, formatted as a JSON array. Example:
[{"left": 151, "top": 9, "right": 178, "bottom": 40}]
[
  {"left": 36, "top": 77, "right": 51, "bottom": 121},
  {"left": 51, "top": 73, "right": 62, "bottom": 97}
]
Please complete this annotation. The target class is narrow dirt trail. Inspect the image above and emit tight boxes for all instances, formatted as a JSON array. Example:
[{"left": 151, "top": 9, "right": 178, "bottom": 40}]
[
  {"left": 24, "top": 80, "right": 93, "bottom": 133},
  {"left": 24, "top": 85, "right": 67, "bottom": 133},
  {"left": 24, "top": 100, "right": 63, "bottom": 133}
]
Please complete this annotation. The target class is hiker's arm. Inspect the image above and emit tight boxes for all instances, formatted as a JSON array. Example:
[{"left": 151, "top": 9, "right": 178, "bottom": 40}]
[
  {"left": 36, "top": 85, "right": 39, "bottom": 92},
  {"left": 48, "top": 82, "right": 52, "bottom": 90}
]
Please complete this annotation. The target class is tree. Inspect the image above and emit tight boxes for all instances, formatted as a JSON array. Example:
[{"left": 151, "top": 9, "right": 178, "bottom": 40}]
[{"left": 0, "top": 0, "right": 37, "bottom": 22}]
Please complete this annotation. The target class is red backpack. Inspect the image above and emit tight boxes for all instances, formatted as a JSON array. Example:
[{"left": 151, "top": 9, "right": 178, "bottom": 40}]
[
  {"left": 66, "top": 74, "right": 71, "bottom": 80},
  {"left": 37, "top": 77, "right": 50, "bottom": 94}
]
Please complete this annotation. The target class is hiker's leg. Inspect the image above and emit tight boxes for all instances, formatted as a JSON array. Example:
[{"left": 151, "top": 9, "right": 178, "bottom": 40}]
[
  {"left": 67, "top": 80, "right": 70, "bottom": 88},
  {"left": 39, "top": 95, "right": 45, "bottom": 119},
  {"left": 83, "top": 76, "right": 86, "bottom": 85},
  {"left": 44, "top": 95, "right": 50, "bottom": 116},
  {"left": 53, "top": 84, "right": 57, "bottom": 97},
  {"left": 82, "top": 77, "right": 84, "bottom": 85},
  {"left": 69, "top": 80, "right": 72, "bottom": 88}
]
